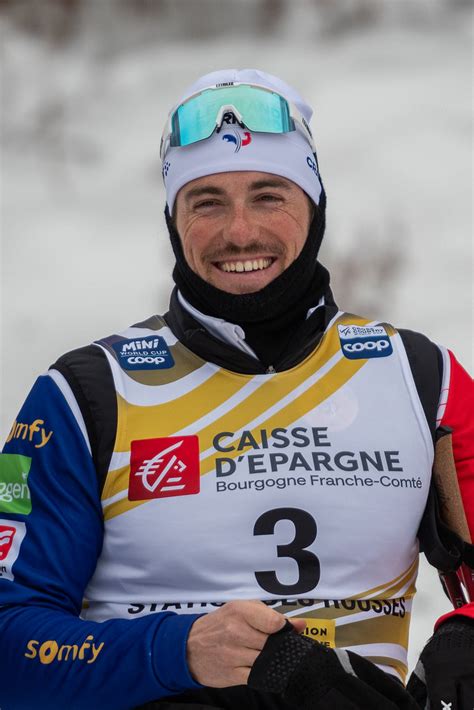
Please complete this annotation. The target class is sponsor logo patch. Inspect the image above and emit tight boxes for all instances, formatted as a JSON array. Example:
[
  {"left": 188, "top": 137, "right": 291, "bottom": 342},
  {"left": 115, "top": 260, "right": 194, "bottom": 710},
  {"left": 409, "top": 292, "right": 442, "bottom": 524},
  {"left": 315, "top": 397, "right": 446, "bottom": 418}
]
[
  {"left": 0, "top": 454, "right": 32, "bottom": 515},
  {"left": 301, "top": 618, "right": 336, "bottom": 648},
  {"left": 0, "top": 525, "right": 16, "bottom": 561},
  {"left": 222, "top": 129, "right": 252, "bottom": 153},
  {"left": 306, "top": 155, "right": 319, "bottom": 177},
  {"left": 24, "top": 635, "right": 104, "bottom": 665},
  {"left": 0, "top": 519, "right": 27, "bottom": 580},
  {"left": 112, "top": 336, "right": 174, "bottom": 371},
  {"left": 129, "top": 436, "right": 200, "bottom": 501},
  {"left": 338, "top": 324, "right": 393, "bottom": 360},
  {"left": 6, "top": 419, "right": 53, "bottom": 449}
]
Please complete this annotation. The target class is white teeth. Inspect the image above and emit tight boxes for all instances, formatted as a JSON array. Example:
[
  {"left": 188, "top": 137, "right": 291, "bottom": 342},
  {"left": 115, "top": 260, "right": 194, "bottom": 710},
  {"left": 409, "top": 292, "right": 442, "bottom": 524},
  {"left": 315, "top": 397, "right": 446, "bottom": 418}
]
[{"left": 219, "top": 258, "right": 273, "bottom": 273}]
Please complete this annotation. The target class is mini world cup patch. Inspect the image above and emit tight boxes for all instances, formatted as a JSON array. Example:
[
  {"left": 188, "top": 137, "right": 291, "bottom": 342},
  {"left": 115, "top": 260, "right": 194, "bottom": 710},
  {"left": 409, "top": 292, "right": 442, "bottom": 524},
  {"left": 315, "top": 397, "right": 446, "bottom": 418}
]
[
  {"left": 338, "top": 324, "right": 393, "bottom": 360},
  {"left": 129, "top": 436, "right": 200, "bottom": 501},
  {"left": 112, "top": 335, "right": 174, "bottom": 371}
]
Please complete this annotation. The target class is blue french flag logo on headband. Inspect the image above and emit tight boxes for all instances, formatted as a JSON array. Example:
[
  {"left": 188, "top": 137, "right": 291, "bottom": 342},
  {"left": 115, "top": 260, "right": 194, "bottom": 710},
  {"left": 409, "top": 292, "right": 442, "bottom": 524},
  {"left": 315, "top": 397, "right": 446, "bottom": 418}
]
[{"left": 222, "top": 130, "right": 252, "bottom": 153}]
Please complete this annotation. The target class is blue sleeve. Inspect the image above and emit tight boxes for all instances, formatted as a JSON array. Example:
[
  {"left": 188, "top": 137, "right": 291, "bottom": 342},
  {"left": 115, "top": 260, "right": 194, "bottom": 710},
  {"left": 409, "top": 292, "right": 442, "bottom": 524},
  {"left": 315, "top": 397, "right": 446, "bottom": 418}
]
[{"left": 0, "top": 374, "right": 202, "bottom": 709}]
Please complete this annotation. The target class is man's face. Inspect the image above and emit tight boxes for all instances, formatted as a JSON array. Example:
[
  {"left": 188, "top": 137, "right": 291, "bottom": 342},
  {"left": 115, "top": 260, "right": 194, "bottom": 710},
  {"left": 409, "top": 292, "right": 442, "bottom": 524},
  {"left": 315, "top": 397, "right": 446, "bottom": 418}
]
[{"left": 175, "top": 171, "right": 313, "bottom": 294}]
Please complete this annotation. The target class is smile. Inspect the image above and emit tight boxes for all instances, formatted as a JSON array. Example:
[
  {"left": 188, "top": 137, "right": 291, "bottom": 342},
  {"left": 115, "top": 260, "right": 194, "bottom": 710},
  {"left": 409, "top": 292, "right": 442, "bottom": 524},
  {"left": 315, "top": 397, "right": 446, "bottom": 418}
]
[{"left": 216, "top": 258, "right": 274, "bottom": 273}]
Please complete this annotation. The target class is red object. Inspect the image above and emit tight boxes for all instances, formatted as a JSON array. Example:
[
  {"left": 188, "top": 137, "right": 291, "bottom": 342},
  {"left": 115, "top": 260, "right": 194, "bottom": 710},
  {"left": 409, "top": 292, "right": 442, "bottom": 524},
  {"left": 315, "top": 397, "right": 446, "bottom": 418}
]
[
  {"left": 435, "top": 352, "right": 474, "bottom": 627},
  {"left": 442, "top": 352, "right": 474, "bottom": 542},
  {"left": 129, "top": 436, "right": 200, "bottom": 501},
  {"left": 0, "top": 525, "right": 16, "bottom": 561}
]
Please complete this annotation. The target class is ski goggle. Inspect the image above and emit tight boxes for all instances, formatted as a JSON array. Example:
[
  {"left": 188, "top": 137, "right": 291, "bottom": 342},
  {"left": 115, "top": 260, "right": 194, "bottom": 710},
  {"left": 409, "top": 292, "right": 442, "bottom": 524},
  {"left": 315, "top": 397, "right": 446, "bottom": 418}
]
[{"left": 160, "top": 82, "right": 316, "bottom": 160}]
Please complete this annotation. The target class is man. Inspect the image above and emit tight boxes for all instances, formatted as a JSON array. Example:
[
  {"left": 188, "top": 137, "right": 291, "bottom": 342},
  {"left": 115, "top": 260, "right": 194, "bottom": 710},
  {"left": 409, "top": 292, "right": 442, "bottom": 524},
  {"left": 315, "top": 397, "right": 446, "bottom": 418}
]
[{"left": 0, "top": 69, "right": 472, "bottom": 710}]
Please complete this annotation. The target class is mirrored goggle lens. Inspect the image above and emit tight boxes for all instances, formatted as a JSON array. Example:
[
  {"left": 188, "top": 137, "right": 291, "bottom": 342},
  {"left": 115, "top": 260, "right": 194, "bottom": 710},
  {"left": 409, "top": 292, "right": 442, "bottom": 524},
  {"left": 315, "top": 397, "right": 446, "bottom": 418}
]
[{"left": 170, "top": 85, "right": 293, "bottom": 148}]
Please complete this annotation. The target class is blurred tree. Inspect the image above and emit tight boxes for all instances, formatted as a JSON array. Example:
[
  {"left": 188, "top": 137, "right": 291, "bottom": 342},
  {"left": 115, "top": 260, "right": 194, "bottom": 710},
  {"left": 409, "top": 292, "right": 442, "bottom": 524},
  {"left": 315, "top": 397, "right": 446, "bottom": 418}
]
[
  {"left": 118, "top": 0, "right": 166, "bottom": 15},
  {"left": 312, "top": 0, "right": 380, "bottom": 36},
  {"left": 257, "top": 0, "right": 285, "bottom": 35},
  {"left": 0, "top": 0, "right": 462, "bottom": 46},
  {"left": 0, "top": 0, "right": 80, "bottom": 44},
  {"left": 326, "top": 220, "right": 407, "bottom": 319}
]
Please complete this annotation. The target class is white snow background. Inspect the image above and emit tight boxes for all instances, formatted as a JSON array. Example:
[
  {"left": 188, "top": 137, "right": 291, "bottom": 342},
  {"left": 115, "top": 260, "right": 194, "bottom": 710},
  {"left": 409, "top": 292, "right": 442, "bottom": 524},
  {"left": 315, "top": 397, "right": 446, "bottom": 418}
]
[{"left": 1, "top": 0, "right": 472, "bottom": 678}]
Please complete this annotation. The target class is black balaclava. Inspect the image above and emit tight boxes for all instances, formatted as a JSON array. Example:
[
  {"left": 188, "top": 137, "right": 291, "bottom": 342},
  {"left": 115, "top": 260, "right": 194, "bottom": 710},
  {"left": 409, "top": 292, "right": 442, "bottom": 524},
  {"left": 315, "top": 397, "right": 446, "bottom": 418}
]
[{"left": 166, "top": 188, "right": 330, "bottom": 366}]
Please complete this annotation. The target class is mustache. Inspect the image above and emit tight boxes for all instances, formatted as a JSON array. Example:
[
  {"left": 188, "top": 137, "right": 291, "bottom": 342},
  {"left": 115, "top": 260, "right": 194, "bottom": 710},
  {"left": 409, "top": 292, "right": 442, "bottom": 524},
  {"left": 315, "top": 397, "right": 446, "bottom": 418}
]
[{"left": 204, "top": 241, "right": 285, "bottom": 261}]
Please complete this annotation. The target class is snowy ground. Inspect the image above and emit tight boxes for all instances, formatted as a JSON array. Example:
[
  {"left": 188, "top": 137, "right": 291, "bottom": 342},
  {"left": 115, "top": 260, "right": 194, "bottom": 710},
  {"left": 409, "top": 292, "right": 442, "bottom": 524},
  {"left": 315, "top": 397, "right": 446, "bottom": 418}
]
[{"left": 1, "top": 7, "right": 472, "bottom": 674}]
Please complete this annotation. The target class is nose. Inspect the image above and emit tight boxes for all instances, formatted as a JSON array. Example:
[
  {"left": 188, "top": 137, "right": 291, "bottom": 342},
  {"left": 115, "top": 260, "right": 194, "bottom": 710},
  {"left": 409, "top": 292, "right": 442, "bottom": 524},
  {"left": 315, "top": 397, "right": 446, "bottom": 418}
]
[{"left": 224, "top": 205, "right": 258, "bottom": 247}]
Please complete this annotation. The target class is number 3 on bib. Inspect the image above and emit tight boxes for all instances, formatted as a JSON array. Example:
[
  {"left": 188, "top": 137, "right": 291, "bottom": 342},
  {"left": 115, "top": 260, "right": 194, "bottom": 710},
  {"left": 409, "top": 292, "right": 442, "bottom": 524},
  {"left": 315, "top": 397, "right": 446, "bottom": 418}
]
[{"left": 253, "top": 507, "right": 320, "bottom": 595}]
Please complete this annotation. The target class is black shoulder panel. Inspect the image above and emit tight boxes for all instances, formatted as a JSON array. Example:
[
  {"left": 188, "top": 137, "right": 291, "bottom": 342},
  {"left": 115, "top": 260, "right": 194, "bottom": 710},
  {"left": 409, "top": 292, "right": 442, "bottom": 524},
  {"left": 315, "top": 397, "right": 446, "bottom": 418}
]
[
  {"left": 131, "top": 314, "right": 163, "bottom": 330},
  {"left": 398, "top": 331, "right": 464, "bottom": 568},
  {"left": 50, "top": 344, "right": 117, "bottom": 493},
  {"left": 398, "top": 329, "right": 443, "bottom": 442}
]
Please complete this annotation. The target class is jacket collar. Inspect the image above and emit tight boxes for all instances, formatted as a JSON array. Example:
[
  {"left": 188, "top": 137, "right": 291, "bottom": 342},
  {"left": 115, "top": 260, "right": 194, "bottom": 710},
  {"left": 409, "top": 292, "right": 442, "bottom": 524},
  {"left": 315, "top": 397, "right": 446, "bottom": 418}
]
[{"left": 165, "top": 288, "right": 339, "bottom": 374}]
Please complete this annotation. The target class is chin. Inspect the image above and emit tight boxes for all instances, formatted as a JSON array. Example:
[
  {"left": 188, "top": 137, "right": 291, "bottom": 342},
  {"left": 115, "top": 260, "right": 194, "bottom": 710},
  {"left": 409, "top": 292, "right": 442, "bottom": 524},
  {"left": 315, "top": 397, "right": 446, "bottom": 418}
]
[
  {"left": 207, "top": 270, "right": 280, "bottom": 295},
  {"left": 212, "top": 278, "right": 274, "bottom": 295}
]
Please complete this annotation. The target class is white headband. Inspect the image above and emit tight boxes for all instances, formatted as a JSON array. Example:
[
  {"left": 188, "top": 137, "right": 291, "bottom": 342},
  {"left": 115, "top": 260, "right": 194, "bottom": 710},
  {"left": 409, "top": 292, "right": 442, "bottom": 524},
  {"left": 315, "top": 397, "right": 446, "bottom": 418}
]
[{"left": 161, "top": 69, "right": 323, "bottom": 212}]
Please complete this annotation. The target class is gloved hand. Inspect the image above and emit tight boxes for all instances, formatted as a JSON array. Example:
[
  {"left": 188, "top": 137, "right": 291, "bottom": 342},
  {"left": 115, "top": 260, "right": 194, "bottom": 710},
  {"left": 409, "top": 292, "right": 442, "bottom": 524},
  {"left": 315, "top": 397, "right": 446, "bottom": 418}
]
[
  {"left": 248, "top": 621, "right": 419, "bottom": 709},
  {"left": 407, "top": 617, "right": 474, "bottom": 710}
]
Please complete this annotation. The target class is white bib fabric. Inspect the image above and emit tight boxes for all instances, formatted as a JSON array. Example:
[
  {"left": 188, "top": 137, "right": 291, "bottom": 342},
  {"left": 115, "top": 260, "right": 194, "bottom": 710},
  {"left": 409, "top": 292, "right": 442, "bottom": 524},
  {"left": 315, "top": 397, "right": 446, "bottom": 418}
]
[{"left": 82, "top": 311, "right": 433, "bottom": 682}]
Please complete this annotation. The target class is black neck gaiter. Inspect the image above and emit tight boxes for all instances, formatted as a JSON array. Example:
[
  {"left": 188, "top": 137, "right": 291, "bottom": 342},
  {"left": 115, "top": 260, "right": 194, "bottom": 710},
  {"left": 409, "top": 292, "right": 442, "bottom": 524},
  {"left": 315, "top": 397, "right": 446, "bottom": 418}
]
[{"left": 166, "top": 194, "right": 330, "bottom": 365}]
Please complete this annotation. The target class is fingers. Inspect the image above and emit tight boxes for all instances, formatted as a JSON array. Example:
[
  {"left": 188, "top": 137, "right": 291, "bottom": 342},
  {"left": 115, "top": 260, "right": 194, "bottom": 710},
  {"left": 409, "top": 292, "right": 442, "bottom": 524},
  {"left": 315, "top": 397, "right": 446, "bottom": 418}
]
[
  {"left": 236, "top": 600, "right": 287, "bottom": 636},
  {"left": 288, "top": 617, "right": 307, "bottom": 634},
  {"left": 232, "top": 647, "right": 261, "bottom": 668},
  {"left": 186, "top": 600, "right": 290, "bottom": 688},
  {"left": 232, "top": 666, "right": 252, "bottom": 687},
  {"left": 238, "top": 623, "right": 269, "bottom": 652}
]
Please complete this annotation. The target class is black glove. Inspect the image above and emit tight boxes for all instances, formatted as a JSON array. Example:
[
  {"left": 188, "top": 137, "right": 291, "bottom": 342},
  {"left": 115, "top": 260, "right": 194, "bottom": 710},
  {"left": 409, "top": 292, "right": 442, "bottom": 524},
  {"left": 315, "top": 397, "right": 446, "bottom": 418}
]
[
  {"left": 407, "top": 617, "right": 474, "bottom": 710},
  {"left": 248, "top": 621, "right": 419, "bottom": 709}
]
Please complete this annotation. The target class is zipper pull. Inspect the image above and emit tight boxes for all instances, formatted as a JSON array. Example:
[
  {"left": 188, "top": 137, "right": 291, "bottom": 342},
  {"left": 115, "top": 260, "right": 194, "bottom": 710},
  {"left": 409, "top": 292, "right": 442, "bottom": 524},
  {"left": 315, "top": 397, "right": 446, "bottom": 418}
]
[{"left": 266, "top": 365, "right": 276, "bottom": 374}]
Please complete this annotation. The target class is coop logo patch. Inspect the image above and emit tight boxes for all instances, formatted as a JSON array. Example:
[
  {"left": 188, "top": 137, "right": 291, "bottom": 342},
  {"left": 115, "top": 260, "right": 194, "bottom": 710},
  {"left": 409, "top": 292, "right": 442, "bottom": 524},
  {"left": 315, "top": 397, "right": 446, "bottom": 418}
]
[
  {"left": 338, "top": 324, "right": 393, "bottom": 360},
  {"left": 0, "top": 454, "right": 32, "bottom": 515},
  {"left": 129, "top": 436, "right": 200, "bottom": 501},
  {"left": 0, "top": 520, "right": 27, "bottom": 580},
  {"left": 112, "top": 336, "right": 174, "bottom": 371}
]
